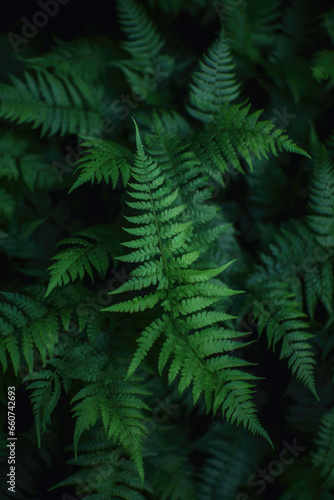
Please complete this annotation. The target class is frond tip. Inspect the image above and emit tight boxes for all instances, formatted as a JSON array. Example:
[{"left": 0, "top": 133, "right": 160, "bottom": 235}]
[
  {"left": 45, "top": 225, "right": 118, "bottom": 297},
  {"left": 197, "top": 101, "right": 311, "bottom": 175},
  {"left": 103, "top": 120, "right": 272, "bottom": 448},
  {"left": 69, "top": 136, "right": 132, "bottom": 192},
  {"left": 187, "top": 31, "right": 241, "bottom": 122}
]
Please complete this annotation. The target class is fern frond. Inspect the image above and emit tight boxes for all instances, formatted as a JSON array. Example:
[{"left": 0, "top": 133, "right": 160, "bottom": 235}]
[
  {"left": 0, "top": 130, "right": 58, "bottom": 191},
  {"left": 50, "top": 426, "right": 153, "bottom": 498},
  {"left": 20, "top": 36, "right": 110, "bottom": 82},
  {"left": 69, "top": 136, "right": 132, "bottom": 192},
  {"left": 144, "top": 110, "right": 227, "bottom": 253},
  {"left": 0, "top": 69, "right": 102, "bottom": 137},
  {"left": 197, "top": 101, "right": 310, "bottom": 175},
  {"left": 312, "top": 50, "right": 334, "bottom": 85},
  {"left": 69, "top": 340, "right": 150, "bottom": 483},
  {"left": 307, "top": 146, "right": 334, "bottom": 249},
  {"left": 145, "top": 426, "right": 197, "bottom": 500},
  {"left": 247, "top": 276, "right": 318, "bottom": 397},
  {"left": 0, "top": 130, "right": 27, "bottom": 180},
  {"left": 0, "top": 291, "right": 61, "bottom": 374},
  {"left": 103, "top": 121, "right": 271, "bottom": 446},
  {"left": 312, "top": 405, "right": 334, "bottom": 488},
  {"left": 45, "top": 225, "right": 119, "bottom": 297},
  {"left": 0, "top": 189, "right": 15, "bottom": 220},
  {"left": 114, "top": 0, "right": 174, "bottom": 99},
  {"left": 25, "top": 369, "right": 61, "bottom": 448},
  {"left": 197, "top": 422, "right": 263, "bottom": 500},
  {"left": 187, "top": 31, "right": 241, "bottom": 123},
  {"left": 261, "top": 219, "right": 333, "bottom": 319},
  {"left": 225, "top": 0, "right": 282, "bottom": 62}
]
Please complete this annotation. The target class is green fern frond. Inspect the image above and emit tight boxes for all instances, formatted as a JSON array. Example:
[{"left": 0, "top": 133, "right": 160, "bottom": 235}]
[
  {"left": 312, "top": 51, "right": 334, "bottom": 85},
  {"left": 103, "top": 121, "right": 271, "bottom": 446},
  {"left": 197, "top": 422, "right": 263, "bottom": 500},
  {"left": 68, "top": 340, "right": 150, "bottom": 483},
  {"left": 0, "top": 188, "right": 15, "bottom": 220},
  {"left": 114, "top": 0, "right": 174, "bottom": 103},
  {"left": 69, "top": 136, "right": 132, "bottom": 192},
  {"left": 261, "top": 219, "right": 333, "bottom": 319},
  {"left": 145, "top": 427, "right": 197, "bottom": 500},
  {"left": 0, "top": 69, "right": 102, "bottom": 137},
  {"left": 50, "top": 426, "right": 153, "bottom": 498},
  {"left": 187, "top": 31, "right": 241, "bottom": 123},
  {"left": 225, "top": 0, "right": 282, "bottom": 62},
  {"left": 247, "top": 276, "right": 318, "bottom": 398},
  {"left": 197, "top": 101, "right": 310, "bottom": 175},
  {"left": 20, "top": 36, "right": 110, "bottom": 82},
  {"left": 144, "top": 110, "right": 227, "bottom": 252},
  {"left": 45, "top": 225, "right": 119, "bottom": 297},
  {"left": 307, "top": 146, "right": 334, "bottom": 249},
  {"left": 117, "top": 0, "right": 164, "bottom": 61},
  {"left": 25, "top": 369, "right": 62, "bottom": 448},
  {"left": 311, "top": 405, "right": 334, "bottom": 488},
  {"left": 0, "top": 291, "right": 61, "bottom": 374},
  {"left": 0, "top": 130, "right": 27, "bottom": 180},
  {"left": 144, "top": 0, "right": 205, "bottom": 15}
]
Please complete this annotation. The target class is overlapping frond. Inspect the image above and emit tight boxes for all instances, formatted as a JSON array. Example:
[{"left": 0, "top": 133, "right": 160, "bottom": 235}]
[
  {"left": 50, "top": 426, "right": 153, "bottom": 499},
  {"left": 224, "top": 0, "right": 282, "bottom": 62},
  {"left": 69, "top": 136, "right": 132, "bottom": 192},
  {"left": 114, "top": 0, "right": 174, "bottom": 98},
  {"left": 246, "top": 274, "right": 318, "bottom": 397},
  {"left": 263, "top": 219, "right": 333, "bottom": 319},
  {"left": 69, "top": 342, "right": 150, "bottom": 482},
  {"left": 312, "top": 50, "right": 334, "bottom": 85},
  {"left": 312, "top": 405, "right": 334, "bottom": 488},
  {"left": 25, "top": 370, "right": 62, "bottom": 448},
  {"left": 187, "top": 31, "right": 241, "bottom": 123},
  {"left": 103, "top": 121, "right": 271, "bottom": 446},
  {"left": 45, "top": 225, "right": 119, "bottom": 297},
  {"left": 307, "top": 146, "right": 334, "bottom": 249},
  {"left": 20, "top": 36, "right": 110, "bottom": 81},
  {"left": 0, "top": 291, "right": 59, "bottom": 374},
  {"left": 197, "top": 422, "right": 263, "bottom": 500},
  {"left": 196, "top": 101, "right": 310, "bottom": 175},
  {"left": 0, "top": 69, "right": 102, "bottom": 137}
]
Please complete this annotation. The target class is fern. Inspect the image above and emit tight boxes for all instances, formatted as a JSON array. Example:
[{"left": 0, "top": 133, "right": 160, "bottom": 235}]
[
  {"left": 187, "top": 31, "right": 241, "bottom": 123},
  {"left": 145, "top": 426, "right": 197, "bottom": 500},
  {"left": 103, "top": 121, "right": 271, "bottom": 445},
  {"left": 45, "top": 225, "right": 119, "bottom": 297},
  {"left": 69, "top": 136, "right": 132, "bottom": 192},
  {"left": 0, "top": 291, "right": 60, "bottom": 374},
  {"left": 144, "top": 110, "right": 223, "bottom": 239},
  {"left": 260, "top": 219, "right": 333, "bottom": 319},
  {"left": 312, "top": 50, "right": 334, "bottom": 85},
  {"left": 311, "top": 405, "right": 334, "bottom": 488},
  {"left": 1, "top": 4, "right": 333, "bottom": 497},
  {"left": 195, "top": 101, "right": 310, "bottom": 176},
  {"left": 19, "top": 36, "right": 110, "bottom": 82},
  {"left": 50, "top": 426, "right": 153, "bottom": 499},
  {"left": 0, "top": 69, "right": 102, "bottom": 137},
  {"left": 0, "top": 188, "right": 15, "bottom": 220},
  {"left": 24, "top": 369, "right": 62, "bottom": 448},
  {"left": 307, "top": 146, "right": 334, "bottom": 249},
  {"left": 69, "top": 341, "right": 150, "bottom": 482},
  {"left": 114, "top": 0, "right": 174, "bottom": 101},
  {"left": 224, "top": 0, "right": 282, "bottom": 62},
  {"left": 197, "top": 422, "right": 263, "bottom": 500},
  {"left": 246, "top": 273, "right": 318, "bottom": 397}
]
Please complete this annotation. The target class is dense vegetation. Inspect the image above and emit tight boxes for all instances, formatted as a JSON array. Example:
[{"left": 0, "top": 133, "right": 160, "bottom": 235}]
[{"left": 1, "top": 0, "right": 334, "bottom": 498}]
